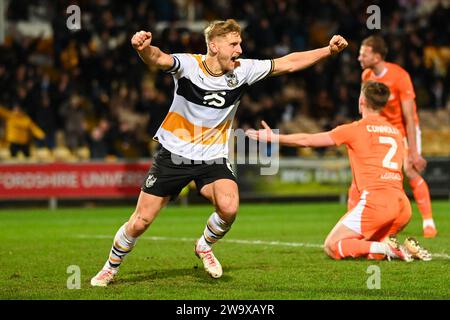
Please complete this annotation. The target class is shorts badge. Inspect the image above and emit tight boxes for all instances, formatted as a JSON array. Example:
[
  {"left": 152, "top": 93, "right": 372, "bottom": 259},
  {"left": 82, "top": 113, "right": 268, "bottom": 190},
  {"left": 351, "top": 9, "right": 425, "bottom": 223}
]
[{"left": 145, "top": 175, "right": 157, "bottom": 188}]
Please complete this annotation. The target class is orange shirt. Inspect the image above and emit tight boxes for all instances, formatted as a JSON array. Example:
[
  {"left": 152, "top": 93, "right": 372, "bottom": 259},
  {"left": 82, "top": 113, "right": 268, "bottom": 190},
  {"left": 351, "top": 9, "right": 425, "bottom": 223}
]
[
  {"left": 362, "top": 62, "right": 418, "bottom": 136},
  {"left": 329, "top": 114, "right": 404, "bottom": 192}
]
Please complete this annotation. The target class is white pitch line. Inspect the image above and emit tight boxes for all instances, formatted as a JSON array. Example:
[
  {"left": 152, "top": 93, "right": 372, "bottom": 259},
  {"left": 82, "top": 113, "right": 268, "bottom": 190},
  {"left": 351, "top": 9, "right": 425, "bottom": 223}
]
[
  {"left": 76, "top": 234, "right": 323, "bottom": 248},
  {"left": 76, "top": 234, "right": 450, "bottom": 260}
]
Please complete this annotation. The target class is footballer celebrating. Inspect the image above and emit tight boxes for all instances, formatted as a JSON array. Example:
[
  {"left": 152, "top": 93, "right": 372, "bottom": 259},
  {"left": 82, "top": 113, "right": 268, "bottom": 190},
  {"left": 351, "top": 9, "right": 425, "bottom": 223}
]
[{"left": 91, "top": 19, "right": 348, "bottom": 286}]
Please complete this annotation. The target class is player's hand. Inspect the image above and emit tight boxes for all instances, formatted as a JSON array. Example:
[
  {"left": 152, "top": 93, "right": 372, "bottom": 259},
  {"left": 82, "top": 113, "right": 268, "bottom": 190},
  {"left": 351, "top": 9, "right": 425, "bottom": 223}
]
[
  {"left": 409, "top": 152, "right": 427, "bottom": 173},
  {"left": 245, "top": 120, "right": 274, "bottom": 142},
  {"left": 329, "top": 35, "right": 348, "bottom": 55},
  {"left": 131, "top": 31, "right": 152, "bottom": 51}
]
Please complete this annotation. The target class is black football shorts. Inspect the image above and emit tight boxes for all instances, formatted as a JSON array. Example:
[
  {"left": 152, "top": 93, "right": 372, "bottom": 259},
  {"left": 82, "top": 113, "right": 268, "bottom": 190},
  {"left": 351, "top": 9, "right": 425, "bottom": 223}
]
[{"left": 141, "top": 147, "right": 236, "bottom": 199}]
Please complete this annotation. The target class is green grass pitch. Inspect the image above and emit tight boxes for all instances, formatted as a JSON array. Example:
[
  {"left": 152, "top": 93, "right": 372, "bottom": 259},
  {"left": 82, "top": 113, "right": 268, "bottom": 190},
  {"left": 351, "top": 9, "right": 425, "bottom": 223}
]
[{"left": 1, "top": 200, "right": 449, "bottom": 300}]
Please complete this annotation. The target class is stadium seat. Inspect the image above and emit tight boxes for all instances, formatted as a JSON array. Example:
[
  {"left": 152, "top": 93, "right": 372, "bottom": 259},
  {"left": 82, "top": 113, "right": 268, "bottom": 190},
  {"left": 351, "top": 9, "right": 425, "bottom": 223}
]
[
  {"left": 0, "top": 146, "right": 11, "bottom": 161},
  {"left": 76, "top": 146, "right": 91, "bottom": 161},
  {"left": 53, "top": 146, "right": 76, "bottom": 162},
  {"left": 34, "top": 147, "right": 54, "bottom": 162}
]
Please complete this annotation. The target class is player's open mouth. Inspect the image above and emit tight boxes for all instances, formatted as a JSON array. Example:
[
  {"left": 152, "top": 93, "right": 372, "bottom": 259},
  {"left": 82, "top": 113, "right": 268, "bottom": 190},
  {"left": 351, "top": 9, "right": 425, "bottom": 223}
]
[{"left": 231, "top": 56, "right": 239, "bottom": 62}]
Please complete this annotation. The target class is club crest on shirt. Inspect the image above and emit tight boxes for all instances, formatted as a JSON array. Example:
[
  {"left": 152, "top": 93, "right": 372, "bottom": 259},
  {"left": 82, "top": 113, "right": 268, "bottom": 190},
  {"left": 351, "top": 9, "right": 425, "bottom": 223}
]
[
  {"left": 225, "top": 72, "right": 239, "bottom": 88},
  {"left": 145, "top": 175, "right": 157, "bottom": 188}
]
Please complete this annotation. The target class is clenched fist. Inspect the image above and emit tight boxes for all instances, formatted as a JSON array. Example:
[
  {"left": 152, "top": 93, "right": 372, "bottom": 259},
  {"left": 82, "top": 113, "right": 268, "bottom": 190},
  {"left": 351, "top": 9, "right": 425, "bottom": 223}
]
[
  {"left": 329, "top": 35, "right": 348, "bottom": 54},
  {"left": 131, "top": 31, "right": 152, "bottom": 51}
]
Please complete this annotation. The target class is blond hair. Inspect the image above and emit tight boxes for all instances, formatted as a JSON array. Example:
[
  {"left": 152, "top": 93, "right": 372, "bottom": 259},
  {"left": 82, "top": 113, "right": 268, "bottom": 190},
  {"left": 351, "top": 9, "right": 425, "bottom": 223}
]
[{"left": 204, "top": 19, "right": 241, "bottom": 46}]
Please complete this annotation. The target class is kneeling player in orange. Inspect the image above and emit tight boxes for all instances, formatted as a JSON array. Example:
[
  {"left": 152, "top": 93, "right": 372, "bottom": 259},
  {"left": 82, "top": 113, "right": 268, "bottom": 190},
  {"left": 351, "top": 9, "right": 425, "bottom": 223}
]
[
  {"left": 246, "top": 81, "right": 431, "bottom": 261},
  {"left": 354, "top": 36, "right": 437, "bottom": 238}
]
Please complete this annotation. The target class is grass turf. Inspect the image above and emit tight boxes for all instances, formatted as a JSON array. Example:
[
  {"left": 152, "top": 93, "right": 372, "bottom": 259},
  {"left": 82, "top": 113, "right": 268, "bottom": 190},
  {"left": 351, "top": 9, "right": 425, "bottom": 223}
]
[{"left": 0, "top": 200, "right": 449, "bottom": 300}]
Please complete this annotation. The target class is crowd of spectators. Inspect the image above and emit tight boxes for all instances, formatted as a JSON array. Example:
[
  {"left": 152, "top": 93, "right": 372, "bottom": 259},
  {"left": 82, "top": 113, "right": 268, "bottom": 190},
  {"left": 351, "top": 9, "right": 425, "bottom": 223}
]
[{"left": 0, "top": 0, "right": 449, "bottom": 160}]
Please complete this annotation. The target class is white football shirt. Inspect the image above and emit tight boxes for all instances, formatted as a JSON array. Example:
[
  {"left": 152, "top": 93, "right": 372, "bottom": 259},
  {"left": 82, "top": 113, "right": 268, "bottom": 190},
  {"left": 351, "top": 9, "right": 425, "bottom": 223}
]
[{"left": 154, "top": 53, "right": 273, "bottom": 161}]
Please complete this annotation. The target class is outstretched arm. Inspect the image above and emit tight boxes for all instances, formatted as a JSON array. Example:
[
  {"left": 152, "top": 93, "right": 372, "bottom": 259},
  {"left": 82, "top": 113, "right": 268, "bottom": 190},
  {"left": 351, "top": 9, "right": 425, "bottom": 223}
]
[
  {"left": 30, "top": 121, "right": 45, "bottom": 140},
  {"left": 271, "top": 35, "right": 348, "bottom": 76},
  {"left": 131, "top": 31, "right": 174, "bottom": 70},
  {"left": 245, "top": 121, "right": 336, "bottom": 148}
]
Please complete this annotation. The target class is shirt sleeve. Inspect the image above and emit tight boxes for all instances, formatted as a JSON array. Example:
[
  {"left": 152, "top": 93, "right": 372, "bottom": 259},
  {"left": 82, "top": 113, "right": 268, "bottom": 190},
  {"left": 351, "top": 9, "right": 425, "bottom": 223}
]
[
  {"left": 329, "top": 122, "right": 359, "bottom": 146},
  {"left": 397, "top": 69, "right": 416, "bottom": 101},
  {"left": 361, "top": 69, "right": 371, "bottom": 82},
  {"left": 164, "top": 53, "right": 193, "bottom": 77},
  {"left": 240, "top": 59, "right": 274, "bottom": 85}
]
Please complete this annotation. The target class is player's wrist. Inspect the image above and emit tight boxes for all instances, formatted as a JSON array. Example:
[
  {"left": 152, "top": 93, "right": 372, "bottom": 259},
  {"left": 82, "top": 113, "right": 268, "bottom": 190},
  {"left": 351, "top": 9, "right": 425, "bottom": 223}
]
[
  {"left": 328, "top": 45, "right": 334, "bottom": 55},
  {"left": 408, "top": 149, "right": 419, "bottom": 157}
]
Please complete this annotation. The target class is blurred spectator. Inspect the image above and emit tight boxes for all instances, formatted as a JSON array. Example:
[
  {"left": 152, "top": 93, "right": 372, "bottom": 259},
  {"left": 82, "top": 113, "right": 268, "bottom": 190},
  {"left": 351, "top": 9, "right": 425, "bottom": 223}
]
[
  {"left": 311, "top": 89, "right": 334, "bottom": 120},
  {"left": 0, "top": 104, "right": 45, "bottom": 157},
  {"left": 35, "top": 93, "right": 57, "bottom": 149},
  {"left": 0, "top": 0, "right": 448, "bottom": 159},
  {"left": 88, "top": 118, "right": 114, "bottom": 159},
  {"left": 59, "top": 95, "right": 88, "bottom": 151},
  {"left": 430, "top": 78, "right": 448, "bottom": 109}
]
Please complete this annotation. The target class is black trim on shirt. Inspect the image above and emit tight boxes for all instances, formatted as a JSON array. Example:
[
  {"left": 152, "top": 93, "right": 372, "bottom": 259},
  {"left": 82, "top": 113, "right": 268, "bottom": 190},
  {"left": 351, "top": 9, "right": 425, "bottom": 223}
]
[
  {"left": 164, "top": 56, "right": 180, "bottom": 74},
  {"left": 202, "top": 60, "right": 224, "bottom": 77},
  {"left": 176, "top": 77, "right": 248, "bottom": 109}
]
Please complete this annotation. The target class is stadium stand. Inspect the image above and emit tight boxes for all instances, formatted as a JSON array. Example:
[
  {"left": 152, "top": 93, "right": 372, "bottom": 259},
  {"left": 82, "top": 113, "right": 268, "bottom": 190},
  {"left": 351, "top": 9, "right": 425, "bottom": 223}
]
[{"left": 0, "top": 0, "right": 449, "bottom": 161}]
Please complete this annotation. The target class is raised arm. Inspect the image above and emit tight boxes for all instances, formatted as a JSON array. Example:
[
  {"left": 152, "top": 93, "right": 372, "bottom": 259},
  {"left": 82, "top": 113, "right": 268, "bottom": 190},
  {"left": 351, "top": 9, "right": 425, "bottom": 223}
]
[
  {"left": 131, "top": 31, "right": 174, "bottom": 70},
  {"left": 29, "top": 120, "right": 45, "bottom": 140},
  {"left": 271, "top": 35, "right": 348, "bottom": 77},
  {"left": 245, "top": 121, "right": 336, "bottom": 148}
]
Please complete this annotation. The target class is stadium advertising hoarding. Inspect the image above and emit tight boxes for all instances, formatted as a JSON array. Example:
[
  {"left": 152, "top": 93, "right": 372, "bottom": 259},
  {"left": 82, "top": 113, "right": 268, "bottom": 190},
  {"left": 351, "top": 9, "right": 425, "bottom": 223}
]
[
  {"left": 0, "top": 159, "right": 352, "bottom": 201},
  {"left": 237, "top": 158, "right": 352, "bottom": 199},
  {"left": 238, "top": 157, "right": 450, "bottom": 199},
  {"left": 0, "top": 157, "right": 448, "bottom": 200},
  {"left": 0, "top": 162, "right": 150, "bottom": 199}
]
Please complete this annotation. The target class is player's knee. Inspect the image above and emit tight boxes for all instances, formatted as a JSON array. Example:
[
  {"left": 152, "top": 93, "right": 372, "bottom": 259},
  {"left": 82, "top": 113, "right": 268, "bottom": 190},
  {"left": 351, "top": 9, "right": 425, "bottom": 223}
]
[
  {"left": 128, "top": 216, "right": 149, "bottom": 236},
  {"left": 129, "top": 207, "right": 157, "bottom": 235},
  {"left": 215, "top": 196, "right": 239, "bottom": 221},
  {"left": 323, "top": 239, "right": 339, "bottom": 260}
]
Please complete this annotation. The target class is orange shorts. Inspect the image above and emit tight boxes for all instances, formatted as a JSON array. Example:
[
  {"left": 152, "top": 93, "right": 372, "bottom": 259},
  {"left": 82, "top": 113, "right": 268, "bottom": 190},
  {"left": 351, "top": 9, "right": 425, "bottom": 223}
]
[{"left": 340, "top": 189, "right": 412, "bottom": 241}]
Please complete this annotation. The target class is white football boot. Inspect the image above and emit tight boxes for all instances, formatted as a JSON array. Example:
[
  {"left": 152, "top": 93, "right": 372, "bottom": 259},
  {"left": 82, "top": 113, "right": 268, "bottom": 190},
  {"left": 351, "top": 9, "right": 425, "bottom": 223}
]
[
  {"left": 195, "top": 241, "right": 223, "bottom": 278},
  {"left": 90, "top": 268, "right": 117, "bottom": 287}
]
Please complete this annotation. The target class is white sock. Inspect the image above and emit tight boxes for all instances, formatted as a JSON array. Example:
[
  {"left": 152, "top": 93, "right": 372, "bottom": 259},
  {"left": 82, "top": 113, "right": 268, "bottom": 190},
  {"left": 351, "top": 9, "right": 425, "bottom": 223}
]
[
  {"left": 369, "top": 242, "right": 388, "bottom": 255},
  {"left": 104, "top": 223, "right": 137, "bottom": 271},
  {"left": 196, "top": 236, "right": 211, "bottom": 251},
  {"left": 423, "top": 219, "right": 435, "bottom": 229},
  {"left": 197, "top": 212, "right": 231, "bottom": 251}
]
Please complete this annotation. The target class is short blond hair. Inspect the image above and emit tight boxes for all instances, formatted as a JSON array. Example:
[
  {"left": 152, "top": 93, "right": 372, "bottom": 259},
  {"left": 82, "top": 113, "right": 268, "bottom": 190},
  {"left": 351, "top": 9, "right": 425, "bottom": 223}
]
[{"left": 204, "top": 19, "right": 241, "bottom": 45}]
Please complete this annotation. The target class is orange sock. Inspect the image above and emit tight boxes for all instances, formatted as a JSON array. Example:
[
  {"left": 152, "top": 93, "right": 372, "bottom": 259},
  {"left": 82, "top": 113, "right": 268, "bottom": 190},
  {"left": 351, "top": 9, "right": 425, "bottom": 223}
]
[
  {"left": 409, "top": 176, "right": 433, "bottom": 220},
  {"left": 367, "top": 253, "right": 385, "bottom": 260},
  {"left": 335, "top": 239, "right": 372, "bottom": 259}
]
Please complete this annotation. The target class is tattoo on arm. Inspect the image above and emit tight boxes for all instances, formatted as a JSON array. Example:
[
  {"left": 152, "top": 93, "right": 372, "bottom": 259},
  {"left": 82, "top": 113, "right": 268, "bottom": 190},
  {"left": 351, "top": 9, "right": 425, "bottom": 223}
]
[{"left": 137, "top": 215, "right": 151, "bottom": 223}]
